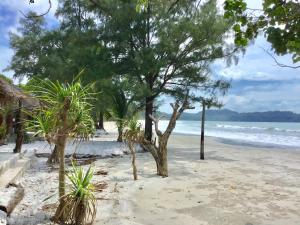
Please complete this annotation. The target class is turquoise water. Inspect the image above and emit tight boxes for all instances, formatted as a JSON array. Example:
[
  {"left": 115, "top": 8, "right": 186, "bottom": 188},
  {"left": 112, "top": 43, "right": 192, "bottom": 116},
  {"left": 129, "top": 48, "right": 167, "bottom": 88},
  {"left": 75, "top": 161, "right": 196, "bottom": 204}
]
[{"left": 157, "top": 120, "right": 300, "bottom": 148}]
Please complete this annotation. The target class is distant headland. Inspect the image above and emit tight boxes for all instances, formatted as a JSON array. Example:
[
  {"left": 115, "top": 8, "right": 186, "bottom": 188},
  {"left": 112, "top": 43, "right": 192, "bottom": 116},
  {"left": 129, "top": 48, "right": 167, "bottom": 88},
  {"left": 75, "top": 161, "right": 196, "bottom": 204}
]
[{"left": 158, "top": 109, "right": 300, "bottom": 122}]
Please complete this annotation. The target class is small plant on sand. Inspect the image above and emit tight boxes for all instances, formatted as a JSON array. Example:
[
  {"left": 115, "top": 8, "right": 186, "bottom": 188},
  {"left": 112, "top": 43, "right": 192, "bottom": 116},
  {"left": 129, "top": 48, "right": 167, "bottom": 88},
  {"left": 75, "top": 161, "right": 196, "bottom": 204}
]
[
  {"left": 60, "top": 162, "right": 96, "bottom": 225},
  {"left": 123, "top": 118, "right": 144, "bottom": 180}
]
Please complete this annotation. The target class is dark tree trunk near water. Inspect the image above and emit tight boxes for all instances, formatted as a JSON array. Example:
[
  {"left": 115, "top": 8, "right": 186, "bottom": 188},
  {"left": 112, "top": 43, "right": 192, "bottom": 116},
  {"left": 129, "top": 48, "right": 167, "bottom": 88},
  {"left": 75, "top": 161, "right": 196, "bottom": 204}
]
[
  {"left": 98, "top": 111, "right": 104, "bottom": 130},
  {"left": 200, "top": 102, "right": 206, "bottom": 160},
  {"left": 14, "top": 100, "right": 23, "bottom": 153},
  {"left": 144, "top": 97, "right": 154, "bottom": 142}
]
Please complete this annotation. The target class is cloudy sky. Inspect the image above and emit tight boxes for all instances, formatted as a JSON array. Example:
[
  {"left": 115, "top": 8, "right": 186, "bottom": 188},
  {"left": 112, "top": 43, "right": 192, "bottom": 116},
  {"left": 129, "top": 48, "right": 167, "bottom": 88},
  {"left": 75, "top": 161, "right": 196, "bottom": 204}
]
[{"left": 0, "top": 0, "right": 299, "bottom": 113}]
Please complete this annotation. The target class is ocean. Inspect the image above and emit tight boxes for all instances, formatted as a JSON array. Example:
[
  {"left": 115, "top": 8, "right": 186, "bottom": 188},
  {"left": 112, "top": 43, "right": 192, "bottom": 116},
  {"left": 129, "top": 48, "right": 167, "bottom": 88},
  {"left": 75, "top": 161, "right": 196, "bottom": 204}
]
[{"left": 157, "top": 120, "right": 300, "bottom": 148}]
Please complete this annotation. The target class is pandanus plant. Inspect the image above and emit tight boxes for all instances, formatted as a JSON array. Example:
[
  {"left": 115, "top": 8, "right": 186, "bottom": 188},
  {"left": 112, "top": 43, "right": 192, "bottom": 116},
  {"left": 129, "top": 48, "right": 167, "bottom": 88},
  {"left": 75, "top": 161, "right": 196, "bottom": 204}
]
[
  {"left": 63, "top": 162, "right": 96, "bottom": 225},
  {"left": 123, "top": 118, "right": 144, "bottom": 180},
  {"left": 27, "top": 78, "right": 95, "bottom": 224}
]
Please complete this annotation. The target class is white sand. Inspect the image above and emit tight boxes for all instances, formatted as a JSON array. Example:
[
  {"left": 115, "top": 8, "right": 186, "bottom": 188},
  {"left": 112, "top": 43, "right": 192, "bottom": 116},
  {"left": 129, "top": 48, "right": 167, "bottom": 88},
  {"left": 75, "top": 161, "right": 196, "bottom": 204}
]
[{"left": 5, "top": 121, "right": 300, "bottom": 225}]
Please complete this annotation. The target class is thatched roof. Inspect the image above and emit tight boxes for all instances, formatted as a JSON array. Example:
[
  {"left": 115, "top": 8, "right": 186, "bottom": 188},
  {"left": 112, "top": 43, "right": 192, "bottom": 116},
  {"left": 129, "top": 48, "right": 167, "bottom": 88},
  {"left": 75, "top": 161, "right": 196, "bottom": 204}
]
[{"left": 0, "top": 77, "right": 39, "bottom": 109}]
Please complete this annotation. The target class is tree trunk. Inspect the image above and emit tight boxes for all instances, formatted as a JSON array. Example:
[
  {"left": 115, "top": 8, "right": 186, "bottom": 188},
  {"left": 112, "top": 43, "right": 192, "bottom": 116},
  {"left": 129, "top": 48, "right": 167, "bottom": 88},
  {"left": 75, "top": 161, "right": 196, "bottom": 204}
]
[
  {"left": 75, "top": 200, "right": 85, "bottom": 225},
  {"left": 98, "top": 111, "right": 104, "bottom": 130},
  {"left": 200, "top": 102, "right": 205, "bottom": 160},
  {"left": 53, "top": 135, "right": 67, "bottom": 221},
  {"left": 53, "top": 98, "right": 70, "bottom": 223},
  {"left": 14, "top": 100, "right": 23, "bottom": 154},
  {"left": 47, "top": 145, "right": 59, "bottom": 164},
  {"left": 129, "top": 143, "right": 137, "bottom": 180},
  {"left": 5, "top": 113, "right": 13, "bottom": 136},
  {"left": 144, "top": 97, "right": 153, "bottom": 142},
  {"left": 156, "top": 141, "right": 168, "bottom": 177},
  {"left": 117, "top": 127, "right": 123, "bottom": 142}
]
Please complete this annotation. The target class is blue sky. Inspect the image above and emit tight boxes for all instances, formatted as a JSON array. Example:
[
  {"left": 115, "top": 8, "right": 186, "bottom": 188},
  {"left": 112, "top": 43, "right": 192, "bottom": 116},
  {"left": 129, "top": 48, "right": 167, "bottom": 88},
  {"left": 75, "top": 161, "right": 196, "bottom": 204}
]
[{"left": 0, "top": 0, "right": 299, "bottom": 113}]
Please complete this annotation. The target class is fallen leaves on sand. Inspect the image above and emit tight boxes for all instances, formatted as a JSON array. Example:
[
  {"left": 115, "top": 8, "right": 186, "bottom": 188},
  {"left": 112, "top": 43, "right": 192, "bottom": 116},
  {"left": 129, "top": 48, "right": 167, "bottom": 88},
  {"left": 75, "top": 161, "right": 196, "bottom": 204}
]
[
  {"left": 41, "top": 203, "right": 57, "bottom": 212},
  {"left": 94, "top": 170, "right": 108, "bottom": 176},
  {"left": 93, "top": 181, "right": 108, "bottom": 192}
]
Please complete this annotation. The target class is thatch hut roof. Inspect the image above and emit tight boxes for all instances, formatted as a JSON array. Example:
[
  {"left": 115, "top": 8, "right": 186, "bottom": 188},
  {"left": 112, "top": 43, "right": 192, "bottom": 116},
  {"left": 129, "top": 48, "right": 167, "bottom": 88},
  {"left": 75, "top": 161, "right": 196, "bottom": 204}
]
[{"left": 0, "top": 77, "right": 39, "bottom": 109}]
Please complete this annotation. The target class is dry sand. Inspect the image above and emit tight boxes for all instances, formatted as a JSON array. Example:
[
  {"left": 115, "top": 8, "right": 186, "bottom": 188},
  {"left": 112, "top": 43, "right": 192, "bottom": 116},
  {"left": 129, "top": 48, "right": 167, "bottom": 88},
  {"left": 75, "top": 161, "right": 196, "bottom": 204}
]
[
  {"left": 5, "top": 122, "right": 300, "bottom": 225},
  {"left": 93, "top": 134, "right": 300, "bottom": 225}
]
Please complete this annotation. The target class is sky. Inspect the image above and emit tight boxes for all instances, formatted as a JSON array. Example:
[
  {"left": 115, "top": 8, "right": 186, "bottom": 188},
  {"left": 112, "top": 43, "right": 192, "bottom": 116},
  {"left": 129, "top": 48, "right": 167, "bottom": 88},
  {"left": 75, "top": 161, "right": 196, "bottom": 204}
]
[{"left": 0, "top": 0, "right": 299, "bottom": 113}]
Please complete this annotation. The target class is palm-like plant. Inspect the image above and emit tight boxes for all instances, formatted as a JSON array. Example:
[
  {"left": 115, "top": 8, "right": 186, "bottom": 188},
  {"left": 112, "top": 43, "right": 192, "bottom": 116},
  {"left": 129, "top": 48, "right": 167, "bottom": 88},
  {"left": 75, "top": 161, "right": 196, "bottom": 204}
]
[
  {"left": 106, "top": 89, "right": 136, "bottom": 142},
  {"left": 62, "top": 162, "right": 96, "bottom": 225},
  {"left": 27, "top": 79, "right": 95, "bottom": 223},
  {"left": 123, "top": 118, "right": 144, "bottom": 180}
]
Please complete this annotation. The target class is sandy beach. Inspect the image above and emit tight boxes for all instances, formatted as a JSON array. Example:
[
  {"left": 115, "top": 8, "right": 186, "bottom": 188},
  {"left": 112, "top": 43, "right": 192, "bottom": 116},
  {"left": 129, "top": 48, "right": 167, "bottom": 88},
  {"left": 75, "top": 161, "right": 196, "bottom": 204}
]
[{"left": 6, "top": 122, "right": 300, "bottom": 225}]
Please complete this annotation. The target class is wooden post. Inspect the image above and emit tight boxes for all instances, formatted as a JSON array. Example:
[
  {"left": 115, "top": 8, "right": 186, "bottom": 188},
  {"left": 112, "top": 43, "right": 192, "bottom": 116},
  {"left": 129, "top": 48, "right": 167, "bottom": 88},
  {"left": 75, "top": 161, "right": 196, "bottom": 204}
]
[
  {"left": 200, "top": 100, "right": 205, "bottom": 160},
  {"left": 14, "top": 100, "right": 23, "bottom": 153}
]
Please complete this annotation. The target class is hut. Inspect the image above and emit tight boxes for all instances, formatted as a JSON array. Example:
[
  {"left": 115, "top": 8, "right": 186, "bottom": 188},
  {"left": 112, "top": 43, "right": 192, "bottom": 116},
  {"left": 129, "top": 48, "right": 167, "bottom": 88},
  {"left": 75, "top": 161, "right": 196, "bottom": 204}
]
[{"left": 0, "top": 77, "right": 39, "bottom": 152}]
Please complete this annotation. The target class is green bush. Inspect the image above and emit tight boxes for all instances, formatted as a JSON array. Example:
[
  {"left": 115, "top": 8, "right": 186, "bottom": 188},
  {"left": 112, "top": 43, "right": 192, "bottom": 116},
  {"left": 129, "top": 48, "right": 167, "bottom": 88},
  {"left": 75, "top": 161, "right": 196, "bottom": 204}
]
[{"left": 58, "top": 162, "right": 97, "bottom": 225}]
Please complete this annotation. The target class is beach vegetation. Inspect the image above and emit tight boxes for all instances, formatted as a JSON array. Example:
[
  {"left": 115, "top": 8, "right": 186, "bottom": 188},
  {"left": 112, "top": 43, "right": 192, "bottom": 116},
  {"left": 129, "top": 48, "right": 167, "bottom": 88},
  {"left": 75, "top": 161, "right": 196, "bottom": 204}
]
[
  {"left": 27, "top": 79, "right": 95, "bottom": 223},
  {"left": 123, "top": 118, "right": 144, "bottom": 180},
  {"left": 143, "top": 91, "right": 194, "bottom": 177},
  {"left": 61, "top": 162, "right": 96, "bottom": 225},
  {"left": 87, "top": 0, "right": 240, "bottom": 143},
  {"left": 224, "top": 0, "right": 300, "bottom": 68}
]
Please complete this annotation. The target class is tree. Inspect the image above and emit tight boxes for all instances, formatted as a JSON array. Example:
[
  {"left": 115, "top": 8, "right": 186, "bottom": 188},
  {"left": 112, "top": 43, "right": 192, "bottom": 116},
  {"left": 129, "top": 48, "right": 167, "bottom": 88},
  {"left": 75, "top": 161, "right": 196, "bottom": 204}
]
[
  {"left": 8, "top": 1, "right": 114, "bottom": 117},
  {"left": 105, "top": 80, "right": 141, "bottom": 142},
  {"left": 28, "top": 79, "right": 95, "bottom": 223},
  {"left": 142, "top": 91, "right": 194, "bottom": 177},
  {"left": 224, "top": 0, "right": 300, "bottom": 68},
  {"left": 123, "top": 118, "right": 144, "bottom": 180},
  {"left": 88, "top": 0, "right": 239, "bottom": 142}
]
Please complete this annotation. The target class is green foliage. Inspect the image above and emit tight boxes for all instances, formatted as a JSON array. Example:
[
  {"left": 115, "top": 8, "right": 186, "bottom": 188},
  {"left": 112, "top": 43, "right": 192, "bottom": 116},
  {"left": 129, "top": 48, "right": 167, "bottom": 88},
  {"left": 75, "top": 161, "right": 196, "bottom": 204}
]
[
  {"left": 105, "top": 84, "right": 139, "bottom": 132},
  {"left": 123, "top": 118, "right": 144, "bottom": 144},
  {"left": 224, "top": 0, "right": 300, "bottom": 63},
  {"left": 27, "top": 79, "right": 95, "bottom": 142},
  {"left": 95, "top": 0, "right": 236, "bottom": 100},
  {"left": 0, "top": 125, "right": 7, "bottom": 139},
  {"left": 60, "top": 162, "right": 96, "bottom": 225},
  {"left": 0, "top": 74, "right": 13, "bottom": 84}
]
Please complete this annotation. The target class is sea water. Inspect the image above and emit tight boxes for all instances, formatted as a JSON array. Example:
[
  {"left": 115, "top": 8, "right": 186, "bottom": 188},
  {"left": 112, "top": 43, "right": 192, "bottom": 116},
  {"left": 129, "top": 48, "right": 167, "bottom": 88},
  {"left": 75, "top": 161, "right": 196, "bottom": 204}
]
[{"left": 157, "top": 120, "right": 300, "bottom": 148}]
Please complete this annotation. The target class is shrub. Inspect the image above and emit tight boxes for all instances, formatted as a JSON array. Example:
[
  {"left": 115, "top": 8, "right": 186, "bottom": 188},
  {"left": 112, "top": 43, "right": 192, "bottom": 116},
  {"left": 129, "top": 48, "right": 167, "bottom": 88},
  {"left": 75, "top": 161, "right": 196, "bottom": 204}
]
[{"left": 58, "top": 162, "right": 97, "bottom": 225}]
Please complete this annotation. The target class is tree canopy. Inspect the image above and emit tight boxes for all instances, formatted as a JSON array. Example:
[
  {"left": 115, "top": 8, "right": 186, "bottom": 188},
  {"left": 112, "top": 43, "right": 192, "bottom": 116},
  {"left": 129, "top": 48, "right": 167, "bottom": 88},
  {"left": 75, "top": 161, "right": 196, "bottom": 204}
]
[{"left": 224, "top": 0, "right": 300, "bottom": 67}]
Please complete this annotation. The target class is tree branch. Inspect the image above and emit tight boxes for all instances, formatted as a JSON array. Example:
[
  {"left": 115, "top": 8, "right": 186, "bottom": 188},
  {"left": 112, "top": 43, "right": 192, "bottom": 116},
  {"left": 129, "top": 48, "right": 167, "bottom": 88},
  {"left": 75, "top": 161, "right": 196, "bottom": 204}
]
[
  {"left": 262, "top": 48, "right": 300, "bottom": 69},
  {"left": 149, "top": 114, "right": 163, "bottom": 137}
]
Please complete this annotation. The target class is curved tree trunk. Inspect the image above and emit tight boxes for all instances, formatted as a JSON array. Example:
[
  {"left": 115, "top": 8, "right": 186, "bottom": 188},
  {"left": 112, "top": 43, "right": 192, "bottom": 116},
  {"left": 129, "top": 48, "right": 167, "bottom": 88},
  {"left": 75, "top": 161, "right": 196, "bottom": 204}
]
[
  {"left": 117, "top": 127, "right": 123, "bottom": 142},
  {"left": 143, "top": 95, "right": 194, "bottom": 177},
  {"left": 156, "top": 144, "right": 168, "bottom": 177},
  {"left": 129, "top": 142, "right": 138, "bottom": 180},
  {"left": 47, "top": 145, "right": 59, "bottom": 164}
]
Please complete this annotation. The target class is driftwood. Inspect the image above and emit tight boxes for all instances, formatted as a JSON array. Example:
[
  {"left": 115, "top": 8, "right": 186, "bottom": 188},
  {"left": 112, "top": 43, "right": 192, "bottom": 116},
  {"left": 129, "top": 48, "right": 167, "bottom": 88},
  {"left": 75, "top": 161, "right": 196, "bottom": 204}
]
[
  {"left": 93, "top": 181, "right": 108, "bottom": 192},
  {"left": 94, "top": 170, "right": 108, "bottom": 176},
  {"left": 35, "top": 153, "right": 51, "bottom": 158},
  {"left": 0, "top": 183, "right": 24, "bottom": 215},
  {"left": 65, "top": 157, "right": 97, "bottom": 166}
]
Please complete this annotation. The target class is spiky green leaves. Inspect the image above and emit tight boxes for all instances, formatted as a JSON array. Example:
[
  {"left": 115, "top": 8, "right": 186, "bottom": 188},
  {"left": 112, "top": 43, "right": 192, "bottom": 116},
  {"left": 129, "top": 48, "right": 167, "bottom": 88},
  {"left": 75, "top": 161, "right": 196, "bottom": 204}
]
[
  {"left": 27, "top": 79, "right": 95, "bottom": 143},
  {"left": 61, "top": 161, "right": 96, "bottom": 225}
]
